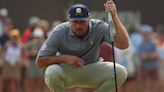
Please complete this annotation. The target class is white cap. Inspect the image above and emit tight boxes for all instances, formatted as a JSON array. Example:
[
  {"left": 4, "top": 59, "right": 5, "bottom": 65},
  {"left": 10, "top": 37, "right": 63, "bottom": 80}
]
[
  {"left": 0, "top": 8, "right": 8, "bottom": 17},
  {"left": 33, "top": 28, "right": 44, "bottom": 38}
]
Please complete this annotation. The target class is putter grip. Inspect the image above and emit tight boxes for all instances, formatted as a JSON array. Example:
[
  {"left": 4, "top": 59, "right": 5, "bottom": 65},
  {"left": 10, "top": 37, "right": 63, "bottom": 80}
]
[{"left": 108, "top": 12, "right": 116, "bottom": 42}]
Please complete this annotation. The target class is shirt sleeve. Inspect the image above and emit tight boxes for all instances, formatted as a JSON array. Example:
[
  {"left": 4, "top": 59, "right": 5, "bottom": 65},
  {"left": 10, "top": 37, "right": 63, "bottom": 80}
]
[
  {"left": 99, "top": 21, "right": 111, "bottom": 43},
  {"left": 38, "top": 28, "right": 62, "bottom": 57}
]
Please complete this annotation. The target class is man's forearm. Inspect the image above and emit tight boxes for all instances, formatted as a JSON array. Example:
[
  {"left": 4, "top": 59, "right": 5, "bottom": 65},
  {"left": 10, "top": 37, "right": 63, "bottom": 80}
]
[
  {"left": 36, "top": 55, "right": 64, "bottom": 69},
  {"left": 112, "top": 14, "right": 129, "bottom": 49}
]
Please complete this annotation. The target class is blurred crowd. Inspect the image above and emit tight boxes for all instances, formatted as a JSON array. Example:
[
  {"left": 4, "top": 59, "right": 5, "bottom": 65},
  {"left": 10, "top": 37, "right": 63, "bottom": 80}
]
[
  {"left": 0, "top": 8, "right": 164, "bottom": 92},
  {"left": 0, "top": 8, "right": 62, "bottom": 92}
]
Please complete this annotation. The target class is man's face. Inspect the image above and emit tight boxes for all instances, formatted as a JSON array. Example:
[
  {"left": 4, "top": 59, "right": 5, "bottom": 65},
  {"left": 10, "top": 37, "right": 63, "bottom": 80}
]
[
  {"left": 69, "top": 19, "right": 89, "bottom": 38},
  {"left": 143, "top": 33, "right": 152, "bottom": 41}
]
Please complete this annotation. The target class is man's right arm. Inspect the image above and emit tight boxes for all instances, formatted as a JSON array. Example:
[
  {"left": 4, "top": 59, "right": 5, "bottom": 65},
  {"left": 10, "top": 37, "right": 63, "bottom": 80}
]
[
  {"left": 35, "top": 27, "right": 64, "bottom": 68},
  {"left": 36, "top": 24, "right": 85, "bottom": 69},
  {"left": 36, "top": 54, "right": 85, "bottom": 69},
  {"left": 36, "top": 55, "right": 65, "bottom": 68}
]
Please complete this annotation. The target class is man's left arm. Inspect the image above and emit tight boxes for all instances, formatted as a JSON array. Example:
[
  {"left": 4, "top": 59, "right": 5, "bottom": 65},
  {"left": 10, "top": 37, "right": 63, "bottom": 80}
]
[
  {"left": 112, "top": 14, "right": 129, "bottom": 49},
  {"left": 104, "top": 0, "right": 129, "bottom": 49}
]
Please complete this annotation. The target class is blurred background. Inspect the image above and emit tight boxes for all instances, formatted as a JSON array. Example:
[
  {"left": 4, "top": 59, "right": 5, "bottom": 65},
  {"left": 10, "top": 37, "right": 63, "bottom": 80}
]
[{"left": 0, "top": 0, "right": 164, "bottom": 92}]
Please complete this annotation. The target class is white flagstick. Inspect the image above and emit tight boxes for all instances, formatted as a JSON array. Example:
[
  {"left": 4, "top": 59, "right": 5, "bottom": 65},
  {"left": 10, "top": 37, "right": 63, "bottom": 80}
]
[{"left": 107, "top": 0, "right": 118, "bottom": 92}]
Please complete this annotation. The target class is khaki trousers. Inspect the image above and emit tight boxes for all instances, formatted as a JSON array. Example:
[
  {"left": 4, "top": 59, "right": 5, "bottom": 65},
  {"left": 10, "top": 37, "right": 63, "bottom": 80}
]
[{"left": 45, "top": 61, "right": 127, "bottom": 92}]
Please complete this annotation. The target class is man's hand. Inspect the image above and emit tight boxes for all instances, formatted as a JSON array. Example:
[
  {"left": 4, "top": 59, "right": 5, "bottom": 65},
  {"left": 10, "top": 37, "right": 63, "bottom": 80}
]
[
  {"left": 104, "top": 0, "right": 117, "bottom": 16},
  {"left": 62, "top": 55, "right": 86, "bottom": 68}
]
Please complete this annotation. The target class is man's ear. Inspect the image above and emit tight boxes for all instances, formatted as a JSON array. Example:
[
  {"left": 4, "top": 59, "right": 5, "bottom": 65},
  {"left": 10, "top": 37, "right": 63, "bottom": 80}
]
[
  {"left": 67, "top": 17, "right": 71, "bottom": 23},
  {"left": 89, "top": 16, "right": 91, "bottom": 20}
]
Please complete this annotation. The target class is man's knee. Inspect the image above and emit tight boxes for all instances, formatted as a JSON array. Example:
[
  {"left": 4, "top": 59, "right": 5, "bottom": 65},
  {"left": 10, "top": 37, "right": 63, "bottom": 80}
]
[
  {"left": 115, "top": 63, "right": 128, "bottom": 86},
  {"left": 44, "top": 64, "right": 65, "bottom": 84},
  {"left": 44, "top": 64, "right": 65, "bottom": 92}
]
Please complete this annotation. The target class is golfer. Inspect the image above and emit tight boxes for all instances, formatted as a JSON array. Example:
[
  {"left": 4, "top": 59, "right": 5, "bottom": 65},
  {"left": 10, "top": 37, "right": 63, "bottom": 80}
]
[{"left": 36, "top": 0, "right": 129, "bottom": 92}]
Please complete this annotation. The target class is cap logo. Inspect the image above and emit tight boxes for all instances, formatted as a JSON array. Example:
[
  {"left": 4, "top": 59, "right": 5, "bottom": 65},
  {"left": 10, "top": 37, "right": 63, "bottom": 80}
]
[{"left": 75, "top": 8, "right": 83, "bottom": 16}]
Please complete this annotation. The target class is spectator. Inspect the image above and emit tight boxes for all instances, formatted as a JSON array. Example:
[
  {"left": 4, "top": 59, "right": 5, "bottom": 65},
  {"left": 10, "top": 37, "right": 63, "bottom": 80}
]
[
  {"left": 138, "top": 25, "right": 159, "bottom": 92},
  {"left": 24, "top": 28, "right": 45, "bottom": 92},
  {"left": 2, "top": 29, "right": 24, "bottom": 92},
  {"left": 21, "top": 16, "right": 40, "bottom": 44},
  {"left": 0, "top": 18, "right": 13, "bottom": 92},
  {"left": 35, "top": 19, "right": 49, "bottom": 39},
  {"left": 154, "top": 25, "right": 164, "bottom": 92},
  {"left": 116, "top": 41, "right": 137, "bottom": 92}
]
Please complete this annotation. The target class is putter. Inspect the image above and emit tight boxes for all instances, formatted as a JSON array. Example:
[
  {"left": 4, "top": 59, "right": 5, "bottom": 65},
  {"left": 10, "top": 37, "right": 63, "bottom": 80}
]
[{"left": 107, "top": 1, "right": 118, "bottom": 92}]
